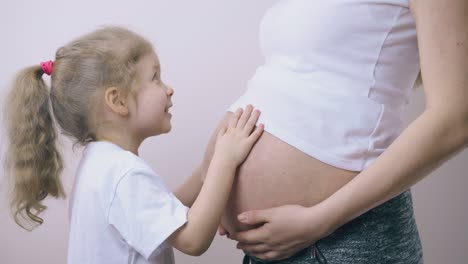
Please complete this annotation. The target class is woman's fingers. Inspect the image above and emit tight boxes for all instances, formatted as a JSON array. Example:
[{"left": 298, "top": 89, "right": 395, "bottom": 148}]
[
  {"left": 235, "top": 205, "right": 324, "bottom": 261},
  {"left": 250, "top": 250, "right": 296, "bottom": 261},
  {"left": 218, "top": 224, "right": 229, "bottom": 236},
  {"left": 228, "top": 226, "right": 268, "bottom": 244},
  {"left": 237, "top": 242, "right": 270, "bottom": 254},
  {"left": 238, "top": 208, "right": 272, "bottom": 225}
]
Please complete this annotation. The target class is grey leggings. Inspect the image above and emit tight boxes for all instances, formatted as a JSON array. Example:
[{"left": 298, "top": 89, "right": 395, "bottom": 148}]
[{"left": 243, "top": 190, "right": 423, "bottom": 264}]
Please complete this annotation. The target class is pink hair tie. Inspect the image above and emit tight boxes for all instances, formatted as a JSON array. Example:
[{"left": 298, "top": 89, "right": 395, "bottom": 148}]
[{"left": 40, "top": 60, "right": 54, "bottom": 76}]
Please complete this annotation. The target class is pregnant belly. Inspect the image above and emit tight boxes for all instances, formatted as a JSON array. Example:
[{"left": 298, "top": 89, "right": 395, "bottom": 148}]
[{"left": 217, "top": 112, "right": 359, "bottom": 234}]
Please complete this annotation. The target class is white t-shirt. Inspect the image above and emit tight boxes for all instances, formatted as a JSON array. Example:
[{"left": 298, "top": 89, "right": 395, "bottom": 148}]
[
  {"left": 67, "top": 141, "right": 188, "bottom": 264},
  {"left": 229, "top": 0, "right": 420, "bottom": 171}
]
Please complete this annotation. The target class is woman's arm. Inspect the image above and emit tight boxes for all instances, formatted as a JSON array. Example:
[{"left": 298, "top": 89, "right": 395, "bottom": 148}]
[
  {"left": 321, "top": 0, "right": 468, "bottom": 234},
  {"left": 230, "top": 0, "right": 468, "bottom": 260}
]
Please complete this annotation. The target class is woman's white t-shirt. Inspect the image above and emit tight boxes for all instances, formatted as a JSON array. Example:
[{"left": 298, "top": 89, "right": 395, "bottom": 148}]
[
  {"left": 229, "top": 0, "right": 420, "bottom": 171},
  {"left": 67, "top": 141, "right": 188, "bottom": 264}
]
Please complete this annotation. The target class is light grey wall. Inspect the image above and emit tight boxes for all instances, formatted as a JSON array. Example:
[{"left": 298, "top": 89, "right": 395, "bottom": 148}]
[{"left": 0, "top": 1, "right": 466, "bottom": 263}]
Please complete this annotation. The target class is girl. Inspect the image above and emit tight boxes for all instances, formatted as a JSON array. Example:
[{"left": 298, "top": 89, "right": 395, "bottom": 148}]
[{"left": 4, "top": 26, "right": 264, "bottom": 264}]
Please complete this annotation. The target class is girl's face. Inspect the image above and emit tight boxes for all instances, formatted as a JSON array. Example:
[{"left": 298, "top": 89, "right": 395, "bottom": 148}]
[{"left": 129, "top": 52, "right": 174, "bottom": 139}]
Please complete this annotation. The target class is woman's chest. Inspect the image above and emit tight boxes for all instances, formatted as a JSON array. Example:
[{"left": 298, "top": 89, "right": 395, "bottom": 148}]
[{"left": 259, "top": 0, "right": 408, "bottom": 56}]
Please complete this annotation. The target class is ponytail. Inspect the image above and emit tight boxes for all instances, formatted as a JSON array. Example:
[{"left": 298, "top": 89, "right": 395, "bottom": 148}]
[
  {"left": 4, "top": 26, "right": 154, "bottom": 230},
  {"left": 5, "top": 65, "right": 64, "bottom": 230}
]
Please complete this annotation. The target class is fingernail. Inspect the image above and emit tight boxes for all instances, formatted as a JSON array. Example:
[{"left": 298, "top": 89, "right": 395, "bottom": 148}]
[{"left": 238, "top": 213, "right": 247, "bottom": 222}]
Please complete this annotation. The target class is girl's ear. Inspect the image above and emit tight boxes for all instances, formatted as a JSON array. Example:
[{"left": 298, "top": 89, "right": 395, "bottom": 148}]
[{"left": 104, "top": 87, "right": 129, "bottom": 116}]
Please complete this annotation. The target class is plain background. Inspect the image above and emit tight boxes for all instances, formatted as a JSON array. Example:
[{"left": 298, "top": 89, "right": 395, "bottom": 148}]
[{"left": 0, "top": 1, "right": 466, "bottom": 263}]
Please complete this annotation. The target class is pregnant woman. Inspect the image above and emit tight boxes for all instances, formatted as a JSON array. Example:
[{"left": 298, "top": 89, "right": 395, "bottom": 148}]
[{"left": 179, "top": 0, "right": 467, "bottom": 263}]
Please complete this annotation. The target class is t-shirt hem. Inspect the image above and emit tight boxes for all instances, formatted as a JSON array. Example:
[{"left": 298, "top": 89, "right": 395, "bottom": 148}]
[
  {"left": 227, "top": 104, "right": 367, "bottom": 172},
  {"left": 141, "top": 198, "right": 188, "bottom": 260}
]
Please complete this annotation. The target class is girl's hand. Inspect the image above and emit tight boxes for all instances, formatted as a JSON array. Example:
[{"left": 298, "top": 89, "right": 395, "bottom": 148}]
[
  {"left": 214, "top": 105, "right": 264, "bottom": 166},
  {"left": 228, "top": 204, "right": 333, "bottom": 261}
]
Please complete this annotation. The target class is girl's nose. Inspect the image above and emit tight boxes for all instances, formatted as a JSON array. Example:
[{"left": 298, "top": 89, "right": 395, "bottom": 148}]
[{"left": 166, "top": 85, "right": 174, "bottom": 96}]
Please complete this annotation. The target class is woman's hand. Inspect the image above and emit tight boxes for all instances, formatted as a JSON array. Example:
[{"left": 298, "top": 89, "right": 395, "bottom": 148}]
[
  {"left": 218, "top": 224, "right": 229, "bottom": 236},
  {"left": 214, "top": 105, "right": 264, "bottom": 166},
  {"left": 228, "top": 204, "right": 334, "bottom": 261}
]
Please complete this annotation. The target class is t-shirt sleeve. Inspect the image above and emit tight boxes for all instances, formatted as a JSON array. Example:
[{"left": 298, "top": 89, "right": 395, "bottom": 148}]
[{"left": 107, "top": 167, "right": 188, "bottom": 260}]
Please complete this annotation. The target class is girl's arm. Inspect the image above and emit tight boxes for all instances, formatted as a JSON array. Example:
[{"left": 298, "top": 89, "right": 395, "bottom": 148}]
[
  {"left": 169, "top": 106, "right": 264, "bottom": 256},
  {"left": 173, "top": 165, "right": 203, "bottom": 207},
  {"left": 173, "top": 119, "right": 225, "bottom": 207},
  {"left": 230, "top": 0, "right": 468, "bottom": 260}
]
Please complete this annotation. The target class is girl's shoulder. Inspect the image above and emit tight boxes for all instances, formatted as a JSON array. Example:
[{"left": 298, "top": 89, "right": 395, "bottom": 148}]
[{"left": 77, "top": 141, "right": 158, "bottom": 191}]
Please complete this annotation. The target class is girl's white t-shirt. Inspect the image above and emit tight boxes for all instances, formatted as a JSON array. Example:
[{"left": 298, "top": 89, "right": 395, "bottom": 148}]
[{"left": 67, "top": 141, "right": 188, "bottom": 264}]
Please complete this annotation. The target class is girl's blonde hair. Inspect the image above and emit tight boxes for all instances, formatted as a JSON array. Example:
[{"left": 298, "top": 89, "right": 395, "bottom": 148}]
[{"left": 4, "top": 26, "right": 153, "bottom": 230}]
